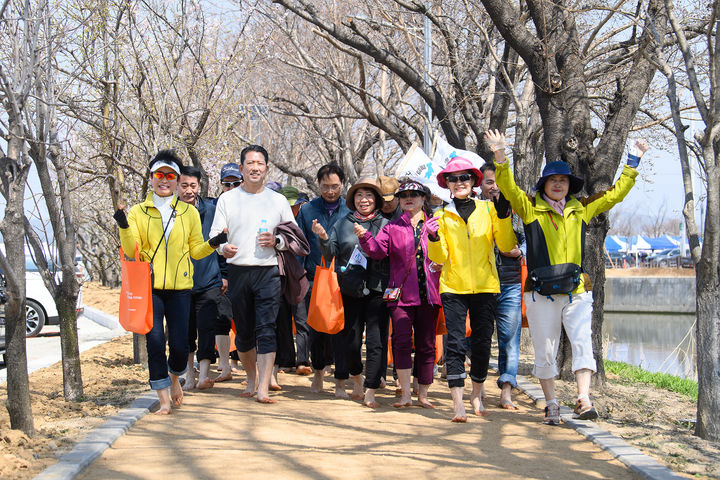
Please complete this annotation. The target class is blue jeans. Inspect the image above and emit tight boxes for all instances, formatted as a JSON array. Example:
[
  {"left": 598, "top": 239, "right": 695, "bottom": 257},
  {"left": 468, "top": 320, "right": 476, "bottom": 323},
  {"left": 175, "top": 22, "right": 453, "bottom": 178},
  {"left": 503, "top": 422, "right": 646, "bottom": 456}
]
[
  {"left": 495, "top": 283, "right": 522, "bottom": 388},
  {"left": 147, "top": 289, "right": 191, "bottom": 390}
]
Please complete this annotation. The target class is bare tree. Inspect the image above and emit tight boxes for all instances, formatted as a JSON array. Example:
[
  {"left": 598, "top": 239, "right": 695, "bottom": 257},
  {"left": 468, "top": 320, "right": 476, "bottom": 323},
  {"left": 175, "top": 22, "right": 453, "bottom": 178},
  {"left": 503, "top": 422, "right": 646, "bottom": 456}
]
[
  {"left": 0, "top": 0, "right": 42, "bottom": 435},
  {"left": 650, "top": 0, "right": 720, "bottom": 441}
]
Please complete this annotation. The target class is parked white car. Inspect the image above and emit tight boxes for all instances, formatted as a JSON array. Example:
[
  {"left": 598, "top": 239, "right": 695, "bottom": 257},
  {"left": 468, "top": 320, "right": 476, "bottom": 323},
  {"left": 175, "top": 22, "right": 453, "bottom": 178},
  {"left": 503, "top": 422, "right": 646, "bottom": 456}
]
[{"left": 0, "top": 255, "right": 84, "bottom": 338}]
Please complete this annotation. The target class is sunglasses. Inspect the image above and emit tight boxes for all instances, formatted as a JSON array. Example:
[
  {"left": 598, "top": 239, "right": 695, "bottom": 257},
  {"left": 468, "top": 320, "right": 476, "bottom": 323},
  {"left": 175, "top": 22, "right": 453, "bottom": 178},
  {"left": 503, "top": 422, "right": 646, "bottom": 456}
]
[
  {"left": 397, "top": 191, "right": 423, "bottom": 199},
  {"left": 152, "top": 171, "right": 178, "bottom": 181},
  {"left": 445, "top": 173, "right": 474, "bottom": 184},
  {"left": 222, "top": 181, "right": 242, "bottom": 188}
]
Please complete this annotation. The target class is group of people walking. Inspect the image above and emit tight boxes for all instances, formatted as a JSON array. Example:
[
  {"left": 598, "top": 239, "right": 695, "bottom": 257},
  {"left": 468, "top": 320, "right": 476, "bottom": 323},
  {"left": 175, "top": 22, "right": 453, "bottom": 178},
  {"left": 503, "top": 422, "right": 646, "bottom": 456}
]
[{"left": 115, "top": 132, "right": 649, "bottom": 423}]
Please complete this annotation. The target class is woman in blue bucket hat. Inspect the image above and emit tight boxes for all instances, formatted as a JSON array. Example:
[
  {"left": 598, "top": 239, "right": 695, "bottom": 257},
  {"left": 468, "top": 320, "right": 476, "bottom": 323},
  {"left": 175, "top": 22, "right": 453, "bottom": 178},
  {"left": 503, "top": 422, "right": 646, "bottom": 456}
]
[{"left": 486, "top": 129, "right": 649, "bottom": 426}]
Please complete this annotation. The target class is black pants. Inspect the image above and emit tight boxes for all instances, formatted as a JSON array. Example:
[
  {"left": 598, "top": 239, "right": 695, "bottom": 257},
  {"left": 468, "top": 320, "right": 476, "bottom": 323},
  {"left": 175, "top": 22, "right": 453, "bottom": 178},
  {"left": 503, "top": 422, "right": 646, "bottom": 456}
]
[
  {"left": 215, "top": 292, "right": 233, "bottom": 336},
  {"left": 188, "top": 286, "right": 222, "bottom": 363},
  {"left": 293, "top": 296, "right": 311, "bottom": 367},
  {"left": 275, "top": 297, "right": 296, "bottom": 368},
  {"left": 226, "top": 265, "right": 281, "bottom": 354},
  {"left": 340, "top": 292, "right": 389, "bottom": 389},
  {"left": 441, "top": 292, "right": 496, "bottom": 388}
]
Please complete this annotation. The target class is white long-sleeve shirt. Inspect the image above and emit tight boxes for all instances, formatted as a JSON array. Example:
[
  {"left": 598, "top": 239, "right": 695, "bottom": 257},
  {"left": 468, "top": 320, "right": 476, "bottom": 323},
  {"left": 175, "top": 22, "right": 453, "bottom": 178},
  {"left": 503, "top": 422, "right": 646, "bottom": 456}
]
[{"left": 210, "top": 186, "right": 296, "bottom": 266}]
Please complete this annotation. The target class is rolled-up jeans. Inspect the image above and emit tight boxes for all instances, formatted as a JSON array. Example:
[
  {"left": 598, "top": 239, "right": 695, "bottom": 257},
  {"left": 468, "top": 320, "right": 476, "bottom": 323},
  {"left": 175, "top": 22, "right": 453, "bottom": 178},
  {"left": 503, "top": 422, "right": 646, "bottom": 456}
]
[
  {"left": 495, "top": 283, "right": 522, "bottom": 388},
  {"left": 147, "top": 289, "right": 191, "bottom": 390}
]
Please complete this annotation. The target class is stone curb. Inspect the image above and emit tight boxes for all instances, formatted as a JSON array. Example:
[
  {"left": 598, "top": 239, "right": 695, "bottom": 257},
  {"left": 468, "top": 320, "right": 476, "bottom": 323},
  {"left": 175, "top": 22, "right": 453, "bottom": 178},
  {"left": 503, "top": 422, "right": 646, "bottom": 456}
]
[
  {"left": 33, "top": 392, "right": 158, "bottom": 480},
  {"left": 81, "top": 306, "right": 121, "bottom": 330},
  {"left": 488, "top": 360, "right": 685, "bottom": 480}
]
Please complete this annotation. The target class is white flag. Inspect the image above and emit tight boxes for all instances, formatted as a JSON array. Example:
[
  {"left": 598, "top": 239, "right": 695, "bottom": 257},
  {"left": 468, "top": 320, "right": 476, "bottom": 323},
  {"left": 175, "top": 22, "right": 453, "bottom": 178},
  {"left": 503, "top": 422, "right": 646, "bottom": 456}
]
[
  {"left": 433, "top": 134, "right": 484, "bottom": 169},
  {"left": 395, "top": 143, "right": 451, "bottom": 203},
  {"left": 347, "top": 244, "right": 368, "bottom": 269}
]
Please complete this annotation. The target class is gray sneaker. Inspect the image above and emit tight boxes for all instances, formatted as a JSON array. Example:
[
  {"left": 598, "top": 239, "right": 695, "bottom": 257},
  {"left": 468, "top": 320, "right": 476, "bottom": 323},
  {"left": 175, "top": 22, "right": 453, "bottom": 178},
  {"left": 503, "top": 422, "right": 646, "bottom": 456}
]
[{"left": 543, "top": 403, "right": 561, "bottom": 425}]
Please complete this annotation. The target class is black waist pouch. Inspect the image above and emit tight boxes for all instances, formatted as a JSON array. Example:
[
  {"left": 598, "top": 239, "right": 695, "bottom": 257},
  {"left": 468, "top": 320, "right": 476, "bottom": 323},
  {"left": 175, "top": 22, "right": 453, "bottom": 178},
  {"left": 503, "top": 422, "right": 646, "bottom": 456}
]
[
  {"left": 338, "top": 265, "right": 368, "bottom": 298},
  {"left": 529, "top": 263, "right": 582, "bottom": 296}
]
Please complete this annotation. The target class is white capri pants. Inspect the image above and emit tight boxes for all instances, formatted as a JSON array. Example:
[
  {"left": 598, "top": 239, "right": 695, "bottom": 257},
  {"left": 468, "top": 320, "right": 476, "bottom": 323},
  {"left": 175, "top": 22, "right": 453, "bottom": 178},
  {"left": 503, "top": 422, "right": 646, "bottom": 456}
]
[{"left": 524, "top": 291, "right": 597, "bottom": 379}]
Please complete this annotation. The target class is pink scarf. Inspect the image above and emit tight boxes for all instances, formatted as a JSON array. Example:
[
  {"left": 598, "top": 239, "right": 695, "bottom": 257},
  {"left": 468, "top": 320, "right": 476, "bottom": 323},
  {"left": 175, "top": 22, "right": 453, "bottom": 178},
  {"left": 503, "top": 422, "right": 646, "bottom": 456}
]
[{"left": 542, "top": 194, "right": 566, "bottom": 216}]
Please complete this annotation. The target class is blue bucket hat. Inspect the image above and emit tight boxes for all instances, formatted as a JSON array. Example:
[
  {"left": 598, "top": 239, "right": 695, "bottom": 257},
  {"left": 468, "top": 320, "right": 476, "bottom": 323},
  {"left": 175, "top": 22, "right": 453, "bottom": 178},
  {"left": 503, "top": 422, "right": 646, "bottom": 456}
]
[{"left": 534, "top": 161, "right": 584, "bottom": 195}]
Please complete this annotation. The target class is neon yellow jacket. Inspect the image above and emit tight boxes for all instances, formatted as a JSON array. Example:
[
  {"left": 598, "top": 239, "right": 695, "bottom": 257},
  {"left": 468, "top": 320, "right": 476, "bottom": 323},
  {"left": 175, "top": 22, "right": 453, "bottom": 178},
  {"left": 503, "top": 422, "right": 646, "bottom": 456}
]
[
  {"left": 119, "top": 194, "right": 215, "bottom": 290},
  {"left": 495, "top": 161, "right": 638, "bottom": 293},
  {"left": 427, "top": 199, "right": 516, "bottom": 295}
]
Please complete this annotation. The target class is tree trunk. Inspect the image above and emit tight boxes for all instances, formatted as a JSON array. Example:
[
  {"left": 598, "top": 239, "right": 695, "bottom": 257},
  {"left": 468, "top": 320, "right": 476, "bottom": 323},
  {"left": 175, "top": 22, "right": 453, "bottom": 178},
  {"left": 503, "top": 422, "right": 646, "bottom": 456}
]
[
  {"left": 695, "top": 167, "right": 720, "bottom": 440},
  {"left": 57, "top": 284, "right": 83, "bottom": 400},
  {"left": 0, "top": 136, "right": 34, "bottom": 434}
]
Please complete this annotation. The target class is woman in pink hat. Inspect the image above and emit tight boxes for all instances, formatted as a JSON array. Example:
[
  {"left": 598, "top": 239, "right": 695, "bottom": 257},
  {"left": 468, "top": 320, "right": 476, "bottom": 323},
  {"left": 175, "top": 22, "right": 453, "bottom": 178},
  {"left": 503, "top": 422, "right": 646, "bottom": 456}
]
[{"left": 426, "top": 157, "right": 517, "bottom": 422}]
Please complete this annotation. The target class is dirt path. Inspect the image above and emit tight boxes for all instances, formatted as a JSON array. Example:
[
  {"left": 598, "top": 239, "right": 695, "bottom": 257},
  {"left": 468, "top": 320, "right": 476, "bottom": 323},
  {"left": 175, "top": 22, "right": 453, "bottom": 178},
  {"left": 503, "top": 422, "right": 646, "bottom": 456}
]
[{"left": 79, "top": 367, "right": 637, "bottom": 480}]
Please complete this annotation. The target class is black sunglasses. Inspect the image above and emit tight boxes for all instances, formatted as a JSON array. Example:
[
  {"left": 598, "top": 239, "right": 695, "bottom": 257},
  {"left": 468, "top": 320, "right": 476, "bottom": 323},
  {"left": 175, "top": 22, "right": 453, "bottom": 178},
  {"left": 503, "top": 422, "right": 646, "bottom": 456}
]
[
  {"left": 445, "top": 173, "right": 474, "bottom": 184},
  {"left": 222, "top": 180, "right": 242, "bottom": 188},
  {"left": 397, "top": 191, "right": 423, "bottom": 199}
]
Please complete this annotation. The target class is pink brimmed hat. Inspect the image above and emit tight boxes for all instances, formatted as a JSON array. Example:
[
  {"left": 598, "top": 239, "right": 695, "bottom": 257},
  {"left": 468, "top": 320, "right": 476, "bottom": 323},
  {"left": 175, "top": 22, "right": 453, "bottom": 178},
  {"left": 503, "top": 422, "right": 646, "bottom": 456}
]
[{"left": 436, "top": 157, "right": 483, "bottom": 189}]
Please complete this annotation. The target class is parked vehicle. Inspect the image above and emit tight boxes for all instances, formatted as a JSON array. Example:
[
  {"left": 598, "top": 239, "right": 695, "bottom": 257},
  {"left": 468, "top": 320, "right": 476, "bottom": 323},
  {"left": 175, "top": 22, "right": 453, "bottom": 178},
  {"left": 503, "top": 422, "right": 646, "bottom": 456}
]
[
  {"left": 605, "top": 251, "right": 634, "bottom": 268},
  {"left": 0, "top": 255, "right": 84, "bottom": 337},
  {"left": 647, "top": 248, "right": 692, "bottom": 268}
]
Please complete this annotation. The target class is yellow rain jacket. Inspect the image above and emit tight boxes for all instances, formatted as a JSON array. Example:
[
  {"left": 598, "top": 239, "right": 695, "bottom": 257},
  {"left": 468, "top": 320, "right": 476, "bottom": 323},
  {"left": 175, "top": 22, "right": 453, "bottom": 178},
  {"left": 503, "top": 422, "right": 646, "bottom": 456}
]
[
  {"left": 119, "top": 194, "right": 215, "bottom": 290},
  {"left": 494, "top": 161, "right": 638, "bottom": 294},
  {"left": 428, "top": 199, "right": 516, "bottom": 295}
]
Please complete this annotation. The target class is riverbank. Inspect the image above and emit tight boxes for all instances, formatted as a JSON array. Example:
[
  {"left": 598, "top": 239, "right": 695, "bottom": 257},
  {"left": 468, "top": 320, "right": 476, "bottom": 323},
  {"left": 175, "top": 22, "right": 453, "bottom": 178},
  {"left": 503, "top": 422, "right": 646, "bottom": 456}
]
[{"left": 0, "top": 282, "right": 717, "bottom": 479}]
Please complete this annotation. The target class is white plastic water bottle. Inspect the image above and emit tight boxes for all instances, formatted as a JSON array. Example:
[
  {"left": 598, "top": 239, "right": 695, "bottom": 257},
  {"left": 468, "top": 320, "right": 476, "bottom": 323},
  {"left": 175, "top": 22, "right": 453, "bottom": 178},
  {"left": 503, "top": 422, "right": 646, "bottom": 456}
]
[{"left": 258, "top": 219, "right": 268, "bottom": 233}]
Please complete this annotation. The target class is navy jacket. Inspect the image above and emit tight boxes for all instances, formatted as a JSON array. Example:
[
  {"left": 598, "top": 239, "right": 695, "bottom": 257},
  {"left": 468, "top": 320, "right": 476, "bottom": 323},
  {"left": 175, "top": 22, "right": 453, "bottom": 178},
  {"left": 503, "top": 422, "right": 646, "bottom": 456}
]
[
  {"left": 191, "top": 197, "right": 223, "bottom": 293},
  {"left": 295, "top": 197, "right": 351, "bottom": 282}
]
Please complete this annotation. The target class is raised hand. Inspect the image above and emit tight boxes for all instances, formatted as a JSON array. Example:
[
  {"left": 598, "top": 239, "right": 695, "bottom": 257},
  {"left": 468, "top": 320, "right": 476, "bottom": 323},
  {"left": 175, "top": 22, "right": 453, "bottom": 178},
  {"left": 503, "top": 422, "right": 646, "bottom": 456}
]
[
  {"left": 484, "top": 129, "right": 507, "bottom": 154},
  {"left": 113, "top": 206, "right": 129, "bottom": 229},
  {"left": 627, "top": 138, "right": 651, "bottom": 168},
  {"left": 312, "top": 219, "right": 328, "bottom": 240}
]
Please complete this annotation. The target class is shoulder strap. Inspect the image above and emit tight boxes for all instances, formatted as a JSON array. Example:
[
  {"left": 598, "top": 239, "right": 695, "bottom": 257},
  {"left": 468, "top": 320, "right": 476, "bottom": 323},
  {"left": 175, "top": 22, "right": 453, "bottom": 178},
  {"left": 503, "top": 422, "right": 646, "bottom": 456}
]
[{"left": 150, "top": 199, "right": 177, "bottom": 264}]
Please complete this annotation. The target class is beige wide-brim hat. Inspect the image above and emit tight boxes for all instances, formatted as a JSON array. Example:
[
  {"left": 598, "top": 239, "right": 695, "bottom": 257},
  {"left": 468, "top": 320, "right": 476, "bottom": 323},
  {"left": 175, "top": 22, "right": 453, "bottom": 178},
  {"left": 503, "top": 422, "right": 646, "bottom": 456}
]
[
  {"left": 377, "top": 175, "right": 400, "bottom": 202},
  {"left": 346, "top": 177, "right": 385, "bottom": 211}
]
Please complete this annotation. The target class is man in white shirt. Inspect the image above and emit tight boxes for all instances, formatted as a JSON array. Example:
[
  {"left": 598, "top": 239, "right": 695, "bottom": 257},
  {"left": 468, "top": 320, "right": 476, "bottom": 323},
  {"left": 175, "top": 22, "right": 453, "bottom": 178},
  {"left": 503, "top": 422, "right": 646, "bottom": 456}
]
[{"left": 210, "top": 145, "right": 296, "bottom": 403}]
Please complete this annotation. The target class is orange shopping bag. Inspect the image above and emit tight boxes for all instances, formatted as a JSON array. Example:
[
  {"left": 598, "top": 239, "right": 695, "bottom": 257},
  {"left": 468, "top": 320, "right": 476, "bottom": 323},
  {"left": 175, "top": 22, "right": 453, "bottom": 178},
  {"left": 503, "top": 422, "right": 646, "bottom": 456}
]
[
  {"left": 119, "top": 247, "right": 153, "bottom": 334},
  {"left": 520, "top": 257, "right": 528, "bottom": 328},
  {"left": 436, "top": 307, "right": 447, "bottom": 335},
  {"left": 307, "top": 258, "right": 345, "bottom": 334}
]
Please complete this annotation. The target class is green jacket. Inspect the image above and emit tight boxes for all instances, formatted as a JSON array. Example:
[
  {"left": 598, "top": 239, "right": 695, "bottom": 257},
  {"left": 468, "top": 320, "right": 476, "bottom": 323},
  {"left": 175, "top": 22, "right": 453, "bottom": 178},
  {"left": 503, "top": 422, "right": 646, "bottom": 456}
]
[
  {"left": 495, "top": 162, "right": 638, "bottom": 293},
  {"left": 119, "top": 194, "right": 215, "bottom": 290},
  {"left": 427, "top": 199, "right": 516, "bottom": 295}
]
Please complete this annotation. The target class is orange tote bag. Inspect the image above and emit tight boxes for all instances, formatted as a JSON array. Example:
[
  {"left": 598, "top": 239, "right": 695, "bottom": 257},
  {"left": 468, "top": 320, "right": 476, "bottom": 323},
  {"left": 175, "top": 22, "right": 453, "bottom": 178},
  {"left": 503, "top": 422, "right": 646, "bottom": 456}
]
[
  {"left": 119, "top": 247, "right": 153, "bottom": 335},
  {"left": 307, "top": 258, "right": 345, "bottom": 334}
]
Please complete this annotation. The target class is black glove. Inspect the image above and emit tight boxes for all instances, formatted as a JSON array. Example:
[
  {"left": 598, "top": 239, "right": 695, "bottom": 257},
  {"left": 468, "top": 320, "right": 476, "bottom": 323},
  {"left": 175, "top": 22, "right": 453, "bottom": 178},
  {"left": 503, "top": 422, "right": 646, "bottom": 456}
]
[
  {"left": 493, "top": 192, "right": 512, "bottom": 219},
  {"left": 208, "top": 231, "right": 228, "bottom": 248},
  {"left": 113, "top": 208, "right": 129, "bottom": 229}
]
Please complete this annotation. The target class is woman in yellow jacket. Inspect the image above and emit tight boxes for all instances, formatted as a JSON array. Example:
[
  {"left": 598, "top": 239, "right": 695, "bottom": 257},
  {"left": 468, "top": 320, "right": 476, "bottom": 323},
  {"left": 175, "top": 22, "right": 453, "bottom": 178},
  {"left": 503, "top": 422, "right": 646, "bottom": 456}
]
[
  {"left": 486, "top": 130, "right": 649, "bottom": 425},
  {"left": 426, "top": 157, "right": 516, "bottom": 422},
  {"left": 114, "top": 151, "right": 226, "bottom": 414}
]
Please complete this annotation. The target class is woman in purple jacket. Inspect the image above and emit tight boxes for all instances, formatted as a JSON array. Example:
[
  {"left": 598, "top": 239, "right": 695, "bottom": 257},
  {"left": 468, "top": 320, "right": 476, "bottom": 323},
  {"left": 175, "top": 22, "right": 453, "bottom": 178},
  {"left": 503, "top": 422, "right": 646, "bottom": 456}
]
[{"left": 356, "top": 179, "right": 441, "bottom": 409}]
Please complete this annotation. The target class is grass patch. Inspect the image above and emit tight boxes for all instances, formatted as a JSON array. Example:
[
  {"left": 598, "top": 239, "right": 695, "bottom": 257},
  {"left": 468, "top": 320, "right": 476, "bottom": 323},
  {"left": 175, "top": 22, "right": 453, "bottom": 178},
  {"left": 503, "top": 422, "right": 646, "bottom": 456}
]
[{"left": 604, "top": 360, "right": 698, "bottom": 401}]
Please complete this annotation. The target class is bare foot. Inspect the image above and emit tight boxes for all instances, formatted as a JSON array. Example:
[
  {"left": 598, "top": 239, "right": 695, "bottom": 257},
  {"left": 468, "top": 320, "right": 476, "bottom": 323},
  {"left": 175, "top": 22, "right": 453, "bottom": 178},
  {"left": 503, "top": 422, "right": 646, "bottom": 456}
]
[
  {"left": 499, "top": 384, "right": 518, "bottom": 409},
  {"left": 231, "top": 367, "right": 243, "bottom": 375},
  {"left": 296, "top": 365, "right": 312, "bottom": 375},
  {"left": 181, "top": 374, "right": 196, "bottom": 391},
  {"left": 417, "top": 398, "right": 434, "bottom": 409},
  {"left": 395, "top": 388, "right": 403, "bottom": 397},
  {"left": 470, "top": 392, "right": 487, "bottom": 416},
  {"left": 310, "top": 371, "right": 324, "bottom": 393},
  {"left": 364, "top": 388, "right": 379, "bottom": 408},
  {"left": 214, "top": 372, "right": 232, "bottom": 383},
  {"left": 451, "top": 415, "right": 467, "bottom": 423},
  {"left": 499, "top": 400, "right": 519, "bottom": 410},
  {"left": 379, "top": 378, "right": 387, "bottom": 389},
  {"left": 393, "top": 401, "right": 412, "bottom": 408},
  {"left": 239, "top": 380, "right": 257, "bottom": 398},
  {"left": 170, "top": 378, "right": 184, "bottom": 407},
  {"left": 334, "top": 381, "right": 349, "bottom": 399},
  {"left": 197, "top": 378, "right": 214, "bottom": 390},
  {"left": 256, "top": 396, "right": 277, "bottom": 404},
  {"left": 350, "top": 375, "right": 364, "bottom": 400},
  {"left": 156, "top": 389, "right": 172, "bottom": 415},
  {"left": 269, "top": 384, "right": 283, "bottom": 391}
]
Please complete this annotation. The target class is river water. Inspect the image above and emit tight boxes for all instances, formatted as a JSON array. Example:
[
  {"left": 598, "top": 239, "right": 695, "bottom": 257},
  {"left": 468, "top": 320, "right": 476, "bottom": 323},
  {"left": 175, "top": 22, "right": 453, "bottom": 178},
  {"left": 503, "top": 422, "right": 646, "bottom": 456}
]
[{"left": 603, "top": 312, "right": 696, "bottom": 380}]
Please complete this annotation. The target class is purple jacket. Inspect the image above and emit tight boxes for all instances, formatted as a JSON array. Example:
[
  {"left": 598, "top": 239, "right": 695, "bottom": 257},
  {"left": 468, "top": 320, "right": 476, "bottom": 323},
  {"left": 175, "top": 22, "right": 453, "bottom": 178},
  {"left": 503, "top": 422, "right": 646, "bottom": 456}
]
[{"left": 359, "top": 211, "right": 441, "bottom": 307}]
